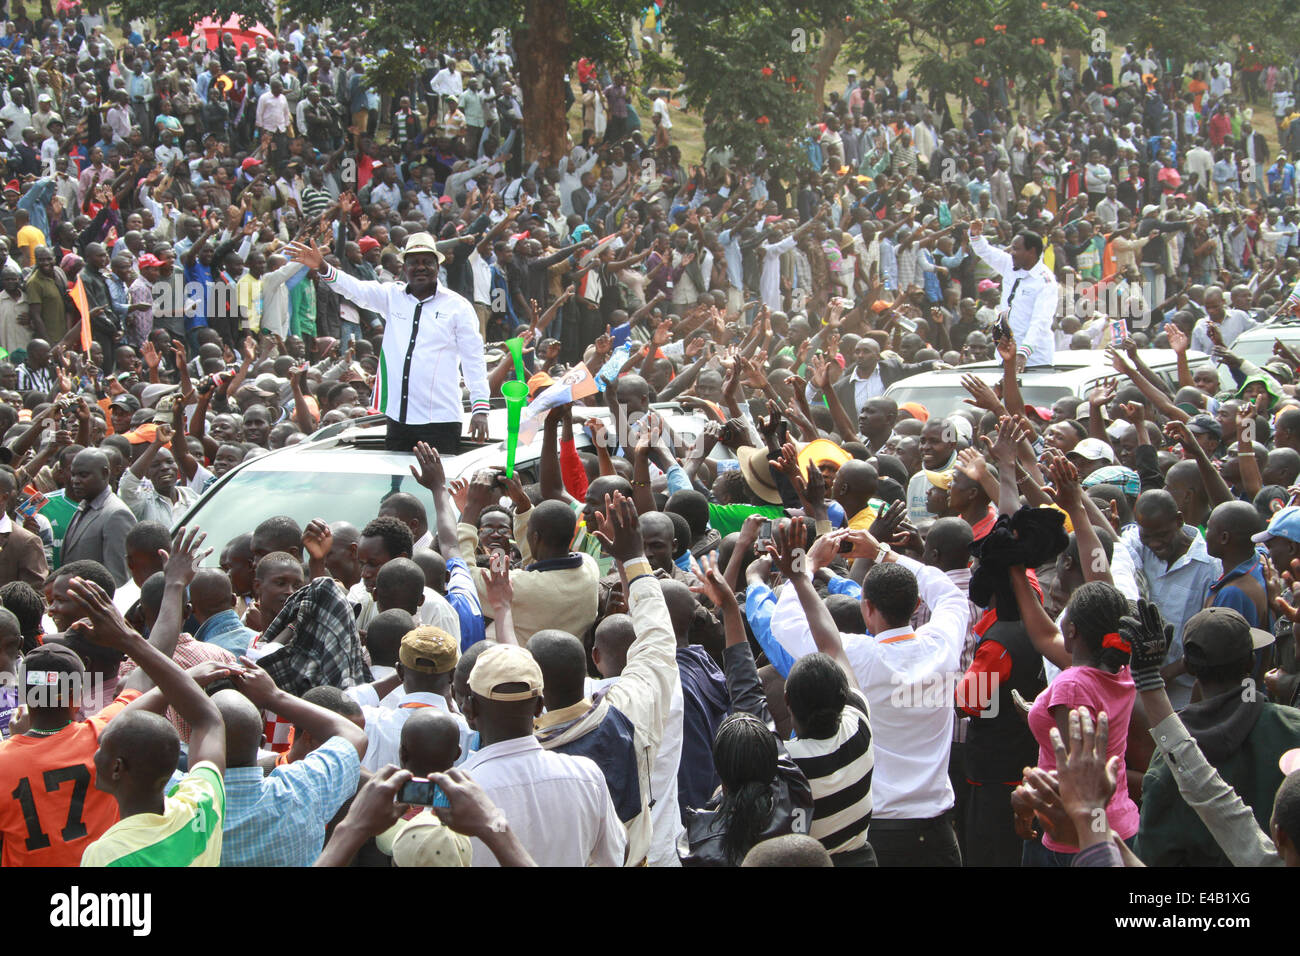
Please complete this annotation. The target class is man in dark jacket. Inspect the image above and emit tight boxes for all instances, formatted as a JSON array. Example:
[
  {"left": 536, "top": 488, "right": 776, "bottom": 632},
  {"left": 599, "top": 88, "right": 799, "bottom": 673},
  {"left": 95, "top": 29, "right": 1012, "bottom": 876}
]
[
  {"left": 831, "top": 337, "right": 941, "bottom": 422},
  {"left": 1135, "top": 607, "right": 1300, "bottom": 866}
]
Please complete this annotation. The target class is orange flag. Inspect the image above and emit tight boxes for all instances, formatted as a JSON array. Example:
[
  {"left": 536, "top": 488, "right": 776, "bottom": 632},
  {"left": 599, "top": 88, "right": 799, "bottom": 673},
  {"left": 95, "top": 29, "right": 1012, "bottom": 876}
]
[{"left": 69, "top": 275, "right": 90, "bottom": 352}]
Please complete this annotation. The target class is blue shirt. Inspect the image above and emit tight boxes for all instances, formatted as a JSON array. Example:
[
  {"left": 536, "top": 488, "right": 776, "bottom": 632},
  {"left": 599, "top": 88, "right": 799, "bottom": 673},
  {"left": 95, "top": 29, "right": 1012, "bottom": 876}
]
[
  {"left": 184, "top": 260, "right": 215, "bottom": 327},
  {"left": 221, "top": 736, "right": 361, "bottom": 866},
  {"left": 1208, "top": 553, "right": 1269, "bottom": 628},
  {"left": 193, "top": 608, "right": 257, "bottom": 656},
  {"left": 744, "top": 583, "right": 798, "bottom": 678},
  {"left": 446, "top": 557, "right": 486, "bottom": 651}
]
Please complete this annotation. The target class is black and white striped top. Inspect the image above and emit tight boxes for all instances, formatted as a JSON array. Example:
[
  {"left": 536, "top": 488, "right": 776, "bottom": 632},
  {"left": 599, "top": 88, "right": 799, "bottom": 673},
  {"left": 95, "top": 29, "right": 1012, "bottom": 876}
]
[{"left": 786, "top": 688, "right": 875, "bottom": 855}]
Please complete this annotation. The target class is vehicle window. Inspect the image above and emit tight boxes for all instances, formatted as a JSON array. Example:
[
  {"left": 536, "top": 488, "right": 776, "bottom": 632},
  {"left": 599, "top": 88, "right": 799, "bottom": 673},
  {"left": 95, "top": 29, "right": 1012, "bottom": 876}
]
[
  {"left": 180, "top": 462, "right": 541, "bottom": 552},
  {"left": 885, "top": 381, "right": 1072, "bottom": 420}
]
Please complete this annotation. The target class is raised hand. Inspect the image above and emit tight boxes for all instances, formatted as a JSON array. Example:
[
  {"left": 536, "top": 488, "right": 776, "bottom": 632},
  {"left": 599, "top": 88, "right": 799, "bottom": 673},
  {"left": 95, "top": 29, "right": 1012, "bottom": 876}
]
[
  {"left": 65, "top": 576, "right": 139, "bottom": 650},
  {"left": 991, "top": 414, "right": 1028, "bottom": 463},
  {"left": 162, "top": 525, "right": 211, "bottom": 587},
  {"left": 961, "top": 373, "right": 1005, "bottom": 413},
  {"left": 409, "top": 441, "right": 446, "bottom": 491},
  {"left": 1087, "top": 377, "right": 1117, "bottom": 409},
  {"left": 690, "top": 551, "right": 738, "bottom": 610},
  {"left": 591, "top": 491, "right": 644, "bottom": 563},
  {"left": 302, "top": 518, "right": 333, "bottom": 562},
  {"left": 482, "top": 549, "right": 514, "bottom": 611},
  {"left": 867, "top": 499, "right": 906, "bottom": 542},
  {"left": 1043, "top": 451, "right": 1083, "bottom": 512},
  {"left": 1163, "top": 322, "right": 1188, "bottom": 354},
  {"left": 768, "top": 517, "right": 809, "bottom": 578},
  {"left": 955, "top": 446, "right": 989, "bottom": 483}
]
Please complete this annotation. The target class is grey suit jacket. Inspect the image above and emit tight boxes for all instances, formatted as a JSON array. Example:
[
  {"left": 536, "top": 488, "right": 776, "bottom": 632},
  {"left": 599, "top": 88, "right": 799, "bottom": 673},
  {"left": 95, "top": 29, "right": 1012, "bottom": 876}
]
[{"left": 59, "top": 490, "right": 137, "bottom": 587}]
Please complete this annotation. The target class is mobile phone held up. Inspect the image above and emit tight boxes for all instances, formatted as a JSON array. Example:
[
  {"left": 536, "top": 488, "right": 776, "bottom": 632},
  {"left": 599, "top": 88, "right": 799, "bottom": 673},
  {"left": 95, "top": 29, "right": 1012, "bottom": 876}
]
[
  {"left": 995, "top": 314, "right": 1013, "bottom": 344},
  {"left": 398, "top": 778, "right": 451, "bottom": 808}
]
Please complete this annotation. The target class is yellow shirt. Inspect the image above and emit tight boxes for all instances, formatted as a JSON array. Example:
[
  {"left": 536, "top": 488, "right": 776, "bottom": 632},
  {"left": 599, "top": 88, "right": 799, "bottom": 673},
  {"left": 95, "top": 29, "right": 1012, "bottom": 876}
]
[
  {"left": 236, "top": 272, "right": 263, "bottom": 332},
  {"left": 848, "top": 504, "right": 880, "bottom": 530},
  {"left": 15, "top": 224, "right": 46, "bottom": 267}
]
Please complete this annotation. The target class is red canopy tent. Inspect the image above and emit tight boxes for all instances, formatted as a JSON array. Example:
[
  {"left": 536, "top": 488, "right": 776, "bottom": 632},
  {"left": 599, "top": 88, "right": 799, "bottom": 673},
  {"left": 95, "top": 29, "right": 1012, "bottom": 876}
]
[{"left": 171, "top": 15, "right": 276, "bottom": 52}]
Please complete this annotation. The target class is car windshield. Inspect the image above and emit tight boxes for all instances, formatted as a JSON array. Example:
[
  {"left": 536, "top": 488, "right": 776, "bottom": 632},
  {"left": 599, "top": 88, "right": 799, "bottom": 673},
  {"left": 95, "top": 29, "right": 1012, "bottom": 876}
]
[
  {"left": 181, "top": 469, "right": 431, "bottom": 550},
  {"left": 884, "top": 381, "right": 1074, "bottom": 421}
]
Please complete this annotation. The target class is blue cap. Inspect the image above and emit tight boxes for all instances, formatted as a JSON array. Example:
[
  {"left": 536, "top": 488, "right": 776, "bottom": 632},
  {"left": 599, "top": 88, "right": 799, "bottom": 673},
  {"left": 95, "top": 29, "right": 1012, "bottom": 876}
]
[{"left": 1252, "top": 504, "right": 1300, "bottom": 544}]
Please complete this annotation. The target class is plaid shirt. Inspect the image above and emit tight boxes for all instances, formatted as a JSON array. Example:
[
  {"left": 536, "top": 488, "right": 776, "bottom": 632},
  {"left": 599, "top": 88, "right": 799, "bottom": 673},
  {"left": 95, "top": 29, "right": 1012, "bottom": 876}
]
[
  {"left": 250, "top": 577, "right": 372, "bottom": 753},
  {"left": 220, "top": 736, "right": 361, "bottom": 867},
  {"left": 119, "top": 633, "right": 238, "bottom": 742}
]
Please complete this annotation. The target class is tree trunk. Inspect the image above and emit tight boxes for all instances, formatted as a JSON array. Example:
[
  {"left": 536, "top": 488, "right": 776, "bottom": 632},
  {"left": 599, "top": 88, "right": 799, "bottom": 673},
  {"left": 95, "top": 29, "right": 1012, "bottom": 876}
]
[
  {"left": 813, "top": 26, "right": 846, "bottom": 107},
  {"left": 516, "top": 0, "right": 572, "bottom": 165}
]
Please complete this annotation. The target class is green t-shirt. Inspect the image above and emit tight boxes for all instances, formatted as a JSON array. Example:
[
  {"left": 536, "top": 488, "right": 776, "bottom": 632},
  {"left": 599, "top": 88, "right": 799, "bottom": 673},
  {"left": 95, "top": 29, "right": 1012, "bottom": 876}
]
[
  {"left": 41, "top": 490, "right": 79, "bottom": 567},
  {"left": 80, "top": 762, "right": 224, "bottom": 867},
  {"left": 706, "top": 502, "right": 786, "bottom": 537},
  {"left": 25, "top": 271, "right": 67, "bottom": 344}
]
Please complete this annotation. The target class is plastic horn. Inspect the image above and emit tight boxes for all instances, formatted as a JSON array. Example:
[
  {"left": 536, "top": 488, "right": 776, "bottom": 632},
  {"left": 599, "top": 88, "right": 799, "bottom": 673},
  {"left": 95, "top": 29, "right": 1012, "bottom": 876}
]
[
  {"left": 505, "top": 337, "right": 528, "bottom": 383},
  {"left": 502, "top": 379, "right": 529, "bottom": 478}
]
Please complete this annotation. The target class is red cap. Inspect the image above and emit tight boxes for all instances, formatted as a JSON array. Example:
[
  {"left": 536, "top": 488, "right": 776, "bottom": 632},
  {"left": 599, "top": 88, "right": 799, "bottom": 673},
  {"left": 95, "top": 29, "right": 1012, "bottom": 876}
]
[
  {"left": 138, "top": 253, "right": 164, "bottom": 268},
  {"left": 240, "top": 157, "right": 262, "bottom": 172},
  {"left": 3, "top": 180, "right": 18, "bottom": 194},
  {"left": 358, "top": 236, "right": 380, "bottom": 253}
]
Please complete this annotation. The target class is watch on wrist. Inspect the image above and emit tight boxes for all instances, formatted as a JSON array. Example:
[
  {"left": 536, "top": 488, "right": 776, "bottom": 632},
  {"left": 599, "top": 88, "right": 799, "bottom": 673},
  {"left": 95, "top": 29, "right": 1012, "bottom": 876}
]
[{"left": 875, "top": 542, "right": 892, "bottom": 560}]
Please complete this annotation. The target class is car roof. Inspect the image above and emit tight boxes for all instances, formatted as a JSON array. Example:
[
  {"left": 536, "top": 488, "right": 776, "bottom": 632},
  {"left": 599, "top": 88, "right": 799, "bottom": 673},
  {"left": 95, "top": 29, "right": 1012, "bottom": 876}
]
[
  {"left": 173, "top": 403, "right": 713, "bottom": 531},
  {"left": 887, "top": 349, "right": 1202, "bottom": 388},
  {"left": 881, "top": 350, "right": 1214, "bottom": 420},
  {"left": 1235, "top": 324, "right": 1300, "bottom": 341}
]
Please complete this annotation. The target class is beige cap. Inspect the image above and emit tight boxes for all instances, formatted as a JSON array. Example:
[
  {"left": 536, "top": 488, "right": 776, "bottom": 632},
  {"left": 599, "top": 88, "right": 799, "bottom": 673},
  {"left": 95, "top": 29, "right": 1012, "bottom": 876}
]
[
  {"left": 402, "top": 231, "right": 444, "bottom": 264},
  {"left": 400, "top": 626, "right": 459, "bottom": 675},
  {"left": 391, "top": 810, "right": 473, "bottom": 867},
  {"left": 468, "top": 644, "right": 543, "bottom": 701}
]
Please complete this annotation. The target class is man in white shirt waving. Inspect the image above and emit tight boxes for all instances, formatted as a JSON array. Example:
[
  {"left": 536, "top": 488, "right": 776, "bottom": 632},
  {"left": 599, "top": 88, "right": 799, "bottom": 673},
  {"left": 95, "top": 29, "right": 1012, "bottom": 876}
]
[
  {"left": 968, "top": 219, "right": 1058, "bottom": 369},
  {"left": 768, "top": 523, "right": 970, "bottom": 866},
  {"left": 286, "top": 232, "right": 490, "bottom": 452}
]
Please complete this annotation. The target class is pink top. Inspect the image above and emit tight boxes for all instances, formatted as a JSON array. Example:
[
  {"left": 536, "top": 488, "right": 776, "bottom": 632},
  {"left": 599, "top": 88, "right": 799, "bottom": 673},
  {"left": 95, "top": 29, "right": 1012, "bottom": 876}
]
[{"left": 1027, "top": 664, "right": 1139, "bottom": 852}]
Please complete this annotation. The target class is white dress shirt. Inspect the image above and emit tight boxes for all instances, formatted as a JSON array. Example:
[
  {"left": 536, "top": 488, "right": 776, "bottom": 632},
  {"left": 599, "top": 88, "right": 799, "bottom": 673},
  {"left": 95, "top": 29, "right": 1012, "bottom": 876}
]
[
  {"left": 255, "top": 91, "right": 291, "bottom": 133},
  {"left": 358, "top": 689, "right": 471, "bottom": 773},
  {"left": 460, "top": 734, "right": 626, "bottom": 866},
  {"left": 769, "top": 553, "right": 970, "bottom": 820},
  {"left": 1190, "top": 308, "right": 1257, "bottom": 359},
  {"left": 347, "top": 580, "right": 461, "bottom": 638},
  {"left": 970, "top": 236, "right": 1058, "bottom": 366},
  {"left": 320, "top": 265, "right": 490, "bottom": 424}
]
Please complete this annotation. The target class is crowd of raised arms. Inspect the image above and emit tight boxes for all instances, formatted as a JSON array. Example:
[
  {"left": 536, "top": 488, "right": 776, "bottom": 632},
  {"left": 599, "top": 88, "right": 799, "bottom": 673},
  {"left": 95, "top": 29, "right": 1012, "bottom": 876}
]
[{"left": 0, "top": 3, "right": 1299, "bottom": 871}]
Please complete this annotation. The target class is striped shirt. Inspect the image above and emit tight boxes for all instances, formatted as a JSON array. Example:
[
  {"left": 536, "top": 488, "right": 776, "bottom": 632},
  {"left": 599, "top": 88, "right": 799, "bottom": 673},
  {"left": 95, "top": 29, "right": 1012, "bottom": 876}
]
[
  {"left": 786, "top": 688, "right": 875, "bottom": 855},
  {"left": 81, "top": 762, "right": 224, "bottom": 867},
  {"left": 301, "top": 185, "right": 331, "bottom": 221}
]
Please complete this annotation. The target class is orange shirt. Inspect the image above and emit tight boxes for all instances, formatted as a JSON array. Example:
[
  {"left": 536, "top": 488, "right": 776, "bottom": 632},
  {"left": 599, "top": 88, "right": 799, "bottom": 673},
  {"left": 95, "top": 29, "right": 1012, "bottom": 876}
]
[
  {"left": 1187, "top": 79, "right": 1208, "bottom": 113},
  {"left": 0, "top": 691, "right": 139, "bottom": 867}
]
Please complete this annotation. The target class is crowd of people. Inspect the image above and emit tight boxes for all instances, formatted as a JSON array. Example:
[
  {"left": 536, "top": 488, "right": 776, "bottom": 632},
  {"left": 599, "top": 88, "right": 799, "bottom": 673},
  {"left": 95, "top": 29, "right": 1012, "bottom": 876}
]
[{"left": 0, "top": 4, "right": 1299, "bottom": 870}]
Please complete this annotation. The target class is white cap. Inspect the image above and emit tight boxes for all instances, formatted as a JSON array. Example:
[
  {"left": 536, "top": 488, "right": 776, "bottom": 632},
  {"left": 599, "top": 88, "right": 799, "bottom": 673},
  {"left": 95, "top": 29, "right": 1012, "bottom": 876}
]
[{"left": 1069, "top": 438, "right": 1117, "bottom": 463}]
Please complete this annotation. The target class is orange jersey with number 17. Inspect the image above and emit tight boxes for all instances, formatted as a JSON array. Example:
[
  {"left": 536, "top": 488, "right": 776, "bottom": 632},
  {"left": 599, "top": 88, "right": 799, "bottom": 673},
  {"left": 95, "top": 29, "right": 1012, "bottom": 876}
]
[{"left": 0, "top": 692, "right": 138, "bottom": 867}]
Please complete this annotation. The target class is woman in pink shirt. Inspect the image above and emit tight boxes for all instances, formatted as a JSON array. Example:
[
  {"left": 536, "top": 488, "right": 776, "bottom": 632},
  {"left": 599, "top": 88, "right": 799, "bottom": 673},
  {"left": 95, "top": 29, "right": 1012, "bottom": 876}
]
[{"left": 1015, "top": 578, "right": 1140, "bottom": 865}]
